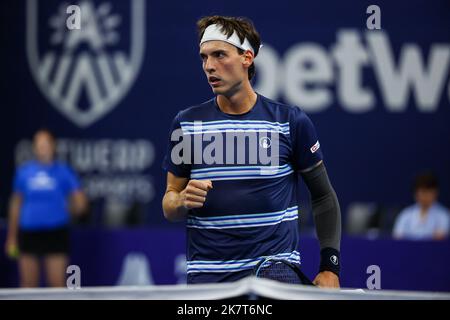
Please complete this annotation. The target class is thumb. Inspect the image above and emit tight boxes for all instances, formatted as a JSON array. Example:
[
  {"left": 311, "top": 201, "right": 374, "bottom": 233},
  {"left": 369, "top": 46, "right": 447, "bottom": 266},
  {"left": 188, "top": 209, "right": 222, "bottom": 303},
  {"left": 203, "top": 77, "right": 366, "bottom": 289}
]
[
  {"left": 312, "top": 275, "right": 320, "bottom": 286},
  {"left": 205, "top": 180, "right": 213, "bottom": 190}
]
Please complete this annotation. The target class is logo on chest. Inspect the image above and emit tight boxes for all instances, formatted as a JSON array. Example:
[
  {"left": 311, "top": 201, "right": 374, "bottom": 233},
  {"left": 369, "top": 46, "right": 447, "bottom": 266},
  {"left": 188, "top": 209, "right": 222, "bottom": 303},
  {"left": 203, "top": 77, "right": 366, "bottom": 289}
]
[{"left": 28, "top": 171, "right": 57, "bottom": 190}]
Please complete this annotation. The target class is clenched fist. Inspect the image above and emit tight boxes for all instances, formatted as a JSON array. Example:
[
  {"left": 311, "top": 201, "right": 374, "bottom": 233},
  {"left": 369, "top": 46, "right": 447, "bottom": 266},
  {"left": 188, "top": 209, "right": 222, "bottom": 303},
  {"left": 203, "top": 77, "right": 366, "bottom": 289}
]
[{"left": 180, "top": 180, "right": 213, "bottom": 209}]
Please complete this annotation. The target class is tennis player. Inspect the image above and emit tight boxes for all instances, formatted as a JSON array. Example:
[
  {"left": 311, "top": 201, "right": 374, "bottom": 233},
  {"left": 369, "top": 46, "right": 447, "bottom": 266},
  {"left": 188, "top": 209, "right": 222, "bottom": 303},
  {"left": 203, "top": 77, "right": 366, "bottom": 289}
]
[{"left": 162, "top": 16, "right": 341, "bottom": 287}]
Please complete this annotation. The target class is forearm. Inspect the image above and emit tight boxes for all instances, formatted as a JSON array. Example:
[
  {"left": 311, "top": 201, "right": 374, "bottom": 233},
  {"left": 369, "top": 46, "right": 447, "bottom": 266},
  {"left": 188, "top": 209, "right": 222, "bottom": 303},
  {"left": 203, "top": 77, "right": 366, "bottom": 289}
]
[
  {"left": 162, "top": 190, "right": 189, "bottom": 222},
  {"left": 311, "top": 188, "right": 341, "bottom": 251},
  {"left": 301, "top": 162, "right": 342, "bottom": 275},
  {"left": 70, "top": 191, "right": 88, "bottom": 215},
  {"left": 7, "top": 195, "right": 21, "bottom": 239}
]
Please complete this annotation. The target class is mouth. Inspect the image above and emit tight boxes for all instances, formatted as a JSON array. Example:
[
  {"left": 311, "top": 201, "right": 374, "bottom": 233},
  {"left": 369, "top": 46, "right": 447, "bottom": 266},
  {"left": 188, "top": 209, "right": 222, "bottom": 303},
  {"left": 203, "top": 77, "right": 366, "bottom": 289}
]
[{"left": 208, "top": 76, "right": 222, "bottom": 87}]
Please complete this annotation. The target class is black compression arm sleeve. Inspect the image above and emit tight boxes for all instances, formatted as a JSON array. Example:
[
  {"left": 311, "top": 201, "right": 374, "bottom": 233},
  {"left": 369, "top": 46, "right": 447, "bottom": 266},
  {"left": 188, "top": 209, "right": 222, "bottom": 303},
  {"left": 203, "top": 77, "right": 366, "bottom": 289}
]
[{"left": 300, "top": 162, "right": 342, "bottom": 276}]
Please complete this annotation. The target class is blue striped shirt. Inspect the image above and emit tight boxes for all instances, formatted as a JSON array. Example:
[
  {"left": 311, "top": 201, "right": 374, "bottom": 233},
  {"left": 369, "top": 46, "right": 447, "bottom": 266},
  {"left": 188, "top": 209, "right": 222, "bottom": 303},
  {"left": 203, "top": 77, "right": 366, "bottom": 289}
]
[{"left": 162, "top": 94, "right": 323, "bottom": 283}]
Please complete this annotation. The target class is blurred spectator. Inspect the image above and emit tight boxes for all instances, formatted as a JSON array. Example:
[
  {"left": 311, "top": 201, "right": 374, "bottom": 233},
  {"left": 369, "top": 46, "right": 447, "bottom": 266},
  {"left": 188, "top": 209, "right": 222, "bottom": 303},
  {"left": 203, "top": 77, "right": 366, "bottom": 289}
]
[
  {"left": 393, "top": 173, "right": 449, "bottom": 240},
  {"left": 4, "top": 129, "right": 88, "bottom": 287}
]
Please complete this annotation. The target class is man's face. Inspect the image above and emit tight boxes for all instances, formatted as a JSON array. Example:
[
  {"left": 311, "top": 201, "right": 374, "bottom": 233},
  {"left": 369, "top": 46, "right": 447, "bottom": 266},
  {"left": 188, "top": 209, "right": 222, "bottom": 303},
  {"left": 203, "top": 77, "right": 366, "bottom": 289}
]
[
  {"left": 199, "top": 41, "right": 251, "bottom": 96},
  {"left": 415, "top": 187, "right": 438, "bottom": 208}
]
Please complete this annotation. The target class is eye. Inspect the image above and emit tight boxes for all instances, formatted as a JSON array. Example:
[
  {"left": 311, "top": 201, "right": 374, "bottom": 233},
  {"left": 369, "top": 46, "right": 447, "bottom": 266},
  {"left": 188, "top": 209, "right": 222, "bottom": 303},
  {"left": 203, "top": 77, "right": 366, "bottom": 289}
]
[{"left": 215, "top": 52, "right": 225, "bottom": 58}]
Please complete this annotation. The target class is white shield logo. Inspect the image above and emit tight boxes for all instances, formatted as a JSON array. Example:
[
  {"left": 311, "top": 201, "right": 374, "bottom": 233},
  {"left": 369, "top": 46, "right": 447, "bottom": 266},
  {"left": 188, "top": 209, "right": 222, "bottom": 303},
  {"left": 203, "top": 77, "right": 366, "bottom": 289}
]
[{"left": 26, "top": 0, "right": 145, "bottom": 127}]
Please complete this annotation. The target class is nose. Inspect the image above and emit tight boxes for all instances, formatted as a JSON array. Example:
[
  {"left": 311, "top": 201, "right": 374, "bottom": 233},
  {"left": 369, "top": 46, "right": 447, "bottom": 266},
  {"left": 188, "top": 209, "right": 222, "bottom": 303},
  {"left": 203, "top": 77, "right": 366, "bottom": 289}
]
[{"left": 204, "top": 57, "right": 215, "bottom": 74}]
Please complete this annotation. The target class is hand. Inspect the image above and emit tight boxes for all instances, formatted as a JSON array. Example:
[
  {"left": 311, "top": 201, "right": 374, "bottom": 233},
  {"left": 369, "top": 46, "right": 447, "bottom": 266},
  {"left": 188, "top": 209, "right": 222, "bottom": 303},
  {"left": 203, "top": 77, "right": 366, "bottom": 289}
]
[
  {"left": 4, "top": 235, "right": 19, "bottom": 259},
  {"left": 313, "top": 271, "right": 340, "bottom": 288},
  {"left": 70, "top": 191, "right": 88, "bottom": 217},
  {"left": 433, "top": 230, "right": 447, "bottom": 240},
  {"left": 180, "top": 180, "right": 213, "bottom": 209}
]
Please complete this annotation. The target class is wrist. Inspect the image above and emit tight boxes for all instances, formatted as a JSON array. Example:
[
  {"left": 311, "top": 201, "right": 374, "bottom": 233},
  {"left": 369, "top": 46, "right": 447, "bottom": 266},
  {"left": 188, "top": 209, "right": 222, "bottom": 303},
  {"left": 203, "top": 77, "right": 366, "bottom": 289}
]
[
  {"left": 319, "top": 247, "right": 340, "bottom": 277},
  {"left": 163, "top": 191, "right": 187, "bottom": 222},
  {"left": 177, "top": 190, "right": 188, "bottom": 211},
  {"left": 7, "top": 230, "right": 17, "bottom": 239},
  {"left": 173, "top": 191, "right": 188, "bottom": 219}
]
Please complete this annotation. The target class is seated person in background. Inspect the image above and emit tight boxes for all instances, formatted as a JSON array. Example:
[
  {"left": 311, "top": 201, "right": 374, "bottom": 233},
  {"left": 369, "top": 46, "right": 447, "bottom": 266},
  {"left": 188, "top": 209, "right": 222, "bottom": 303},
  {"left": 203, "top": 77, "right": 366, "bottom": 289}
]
[{"left": 393, "top": 173, "right": 449, "bottom": 240}]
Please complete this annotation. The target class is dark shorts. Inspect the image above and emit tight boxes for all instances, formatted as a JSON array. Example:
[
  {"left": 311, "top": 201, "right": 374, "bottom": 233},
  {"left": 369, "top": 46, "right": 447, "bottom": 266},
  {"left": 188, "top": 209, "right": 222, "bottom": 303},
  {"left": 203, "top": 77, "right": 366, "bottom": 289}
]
[{"left": 18, "top": 227, "right": 70, "bottom": 256}]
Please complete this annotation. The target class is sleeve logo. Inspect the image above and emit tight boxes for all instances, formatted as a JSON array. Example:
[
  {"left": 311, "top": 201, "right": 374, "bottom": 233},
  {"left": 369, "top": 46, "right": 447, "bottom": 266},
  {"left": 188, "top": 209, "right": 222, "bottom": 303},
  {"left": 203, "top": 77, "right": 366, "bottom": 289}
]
[{"left": 310, "top": 140, "right": 320, "bottom": 154}]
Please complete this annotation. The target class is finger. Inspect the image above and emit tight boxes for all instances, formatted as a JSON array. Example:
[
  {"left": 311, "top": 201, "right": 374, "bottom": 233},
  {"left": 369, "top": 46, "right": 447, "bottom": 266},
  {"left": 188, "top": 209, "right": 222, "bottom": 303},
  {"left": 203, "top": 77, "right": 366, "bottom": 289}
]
[
  {"left": 184, "top": 201, "right": 205, "bottom": 209},
  {"left": 186, "top": 185, "right": 207, "bottom": 197},
  {"left": 185, "top": 194, "right": 206, "bottom": 203},
  {"left": 318, "top": 280, "right": 336, "bottom": 289},
  {"left": 189, "top": 180, "right": 211, "bottom": 191}
]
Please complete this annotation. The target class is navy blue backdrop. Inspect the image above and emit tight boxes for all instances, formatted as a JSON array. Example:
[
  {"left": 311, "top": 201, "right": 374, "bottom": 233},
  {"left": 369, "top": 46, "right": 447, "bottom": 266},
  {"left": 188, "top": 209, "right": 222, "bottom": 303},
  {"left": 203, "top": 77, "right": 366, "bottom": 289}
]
[{"left": 0, "top": 0, "right": 449, "bottom": 290}]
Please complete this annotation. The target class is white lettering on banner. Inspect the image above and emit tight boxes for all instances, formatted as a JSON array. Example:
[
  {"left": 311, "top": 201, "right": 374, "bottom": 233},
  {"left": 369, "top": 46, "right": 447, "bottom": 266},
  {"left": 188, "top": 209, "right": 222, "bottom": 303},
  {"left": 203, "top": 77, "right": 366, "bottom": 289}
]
[
  {"left": 254, "top": 30, "right": 450, "bottom": 113},
  {"left": 332, "top": 31, "right": 374, "bottom": 113},
  {"left": 284, "top": 44, "right": 333, "bottom": 112},
  {"left": 84, "top": 175, "right": 154, "bottom": 203},
  {"left": 368, "top": 34, "right": 449, "bottom": 112},
  {"left": 15, "top": 139, "right": 155, "bottom": 203}
]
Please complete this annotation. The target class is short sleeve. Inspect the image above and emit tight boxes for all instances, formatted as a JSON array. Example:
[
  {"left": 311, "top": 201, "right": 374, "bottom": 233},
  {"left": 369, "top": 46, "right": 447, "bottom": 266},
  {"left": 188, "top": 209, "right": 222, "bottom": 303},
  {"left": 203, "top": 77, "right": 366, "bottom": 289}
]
[
  {"left": 436, "top": 210, "right": 450, "bottom": 235},
  {"left": 393, "top": 210, "right": 408, "bottom": 238},
  {"left": 290, "top": 108, "right": 324, "bottom": 171},
  {"left": 162, "top": 112, "right": 192, "bottom": 178},
  {"left": 63, "top": 164, "right": 81, "bottom": 195},
  {"left": 13, "top": 168, "right": 25, "bottom": 194}
]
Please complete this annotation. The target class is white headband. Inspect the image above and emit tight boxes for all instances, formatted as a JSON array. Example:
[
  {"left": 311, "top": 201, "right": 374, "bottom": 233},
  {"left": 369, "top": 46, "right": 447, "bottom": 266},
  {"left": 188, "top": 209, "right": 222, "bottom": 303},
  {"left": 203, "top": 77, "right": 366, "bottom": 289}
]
[{"left": 200, "top": 24, "right": 258, "bottom": 54}]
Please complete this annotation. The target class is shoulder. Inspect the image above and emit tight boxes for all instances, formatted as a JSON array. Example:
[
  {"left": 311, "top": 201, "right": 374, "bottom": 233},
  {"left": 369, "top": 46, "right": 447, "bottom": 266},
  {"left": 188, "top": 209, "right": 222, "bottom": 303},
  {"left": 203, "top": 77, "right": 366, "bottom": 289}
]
[
  {"left": 397, "top": 204, "right": 417, "bottom": 220},
  {"left": 176, "top": 98, "right": 216, "bottom": 121},
  {"left": 16, "top": 160, "right": 36, "bottom": 175},
  {"left": 259, "top": 94, "right": 303, "bottom": 115},
  {"left": 431, "top": 203, "right": 450, "bottom": 218},
  {"left": 258, "top": 94, "right": 313, "bottom": 130}
]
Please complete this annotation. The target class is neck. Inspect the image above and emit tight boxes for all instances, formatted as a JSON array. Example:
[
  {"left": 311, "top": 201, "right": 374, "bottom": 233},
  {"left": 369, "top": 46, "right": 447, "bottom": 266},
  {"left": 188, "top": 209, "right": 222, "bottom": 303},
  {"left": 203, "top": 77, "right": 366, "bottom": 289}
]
[
  {"left": 419, "top": 203, "right": 433, "bottom": 215},
  {"left": 216, "top": 82, "right": 257, "bottom": 115},
  {"left": 37, "top": 157, "right": 53, "bottom": 165}
]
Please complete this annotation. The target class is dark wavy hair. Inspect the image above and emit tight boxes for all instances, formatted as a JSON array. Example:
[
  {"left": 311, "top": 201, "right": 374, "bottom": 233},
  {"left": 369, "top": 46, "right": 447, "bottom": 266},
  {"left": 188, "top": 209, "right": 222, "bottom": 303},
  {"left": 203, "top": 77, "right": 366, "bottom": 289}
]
[
  {"left": 413, "top": 172, "right": 439, "bottom": 191},
  {"left": 197, "top": 15, "right": 261, "bottom": 80}
]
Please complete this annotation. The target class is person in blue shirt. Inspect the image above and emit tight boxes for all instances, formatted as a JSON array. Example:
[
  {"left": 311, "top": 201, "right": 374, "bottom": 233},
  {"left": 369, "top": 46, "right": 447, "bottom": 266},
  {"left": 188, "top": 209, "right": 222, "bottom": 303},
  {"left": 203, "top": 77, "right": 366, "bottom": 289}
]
[
  {"left": 4, "top": 129, "right": 87, "bottom": 287},
  {"left": 393, "top": 173, "right": 450, "bottom": 240},
  {"left": 162, "top": 16, "right": 342, "bottom": 287}
]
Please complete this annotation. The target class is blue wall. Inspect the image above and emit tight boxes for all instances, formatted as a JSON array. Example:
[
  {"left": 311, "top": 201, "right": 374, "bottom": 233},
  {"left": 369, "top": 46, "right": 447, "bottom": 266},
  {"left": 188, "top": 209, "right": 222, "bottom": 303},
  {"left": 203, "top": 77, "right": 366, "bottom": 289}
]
[
  {"left": 1, "top": 227, "right": 449, "bottom": 291},
  {"left": 0, "top": 0, "right": 449, "bottom": 291},
  {"left": 0, "top": 0, "right": 449, "bottom": 224}
]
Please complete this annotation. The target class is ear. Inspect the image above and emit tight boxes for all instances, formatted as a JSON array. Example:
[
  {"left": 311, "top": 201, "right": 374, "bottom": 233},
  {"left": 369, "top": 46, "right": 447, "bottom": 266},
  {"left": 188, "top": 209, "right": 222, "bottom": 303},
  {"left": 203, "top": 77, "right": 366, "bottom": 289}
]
[{"left": 242, "top": 50, "right": 254, "bottom": 69}]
